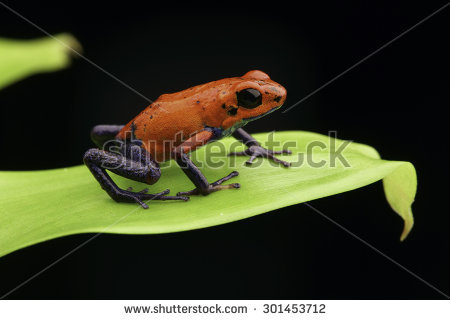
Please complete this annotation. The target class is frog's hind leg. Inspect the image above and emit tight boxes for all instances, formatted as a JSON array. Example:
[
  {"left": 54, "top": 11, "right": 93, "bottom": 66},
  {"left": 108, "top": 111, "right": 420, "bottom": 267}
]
[
  {"left": 90, "top": 124, "right": 124, "bottom": 148},
  {"left": 84, "top": 144, "right": 188, "bottom": 209}
]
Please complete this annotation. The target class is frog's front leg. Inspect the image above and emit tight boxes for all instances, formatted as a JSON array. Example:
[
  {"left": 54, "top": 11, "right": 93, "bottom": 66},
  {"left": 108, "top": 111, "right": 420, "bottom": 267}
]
[
  {"left": 229, "top": 128, "right": 291, "bottom": 167},
  {"left": 173, "top": 131, "right": 240, "bottom": 196},
  {"left": 84, "top": 142, "right": 188, "bottom": 209}
]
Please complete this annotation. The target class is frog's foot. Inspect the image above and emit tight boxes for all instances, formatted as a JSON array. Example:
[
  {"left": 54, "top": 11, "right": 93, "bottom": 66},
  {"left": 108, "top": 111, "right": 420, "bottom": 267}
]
[
  {"left": 114, "top": 188, "right": 189, "bottom": 209},
  {"left": 229, "top": 145, "right": 291, "bottom": 167},
  {"left": 176, "top": 171, "right": 240, "bottom": 196}
]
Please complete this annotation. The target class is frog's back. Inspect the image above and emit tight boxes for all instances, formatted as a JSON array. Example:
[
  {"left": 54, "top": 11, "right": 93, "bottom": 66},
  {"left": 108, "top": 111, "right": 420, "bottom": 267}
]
[{"left": 116, "top": 78, "right": 238, "bottom": 162}]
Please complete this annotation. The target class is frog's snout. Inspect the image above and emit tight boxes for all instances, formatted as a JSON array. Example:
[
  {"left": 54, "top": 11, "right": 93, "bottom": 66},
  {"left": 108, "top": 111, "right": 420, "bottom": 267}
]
[
  {"left": 273, "top": 95, "right": 283, "bottom": 103},
  {"left": 271, "top": 85, "right": 287, "bottom": 107}
]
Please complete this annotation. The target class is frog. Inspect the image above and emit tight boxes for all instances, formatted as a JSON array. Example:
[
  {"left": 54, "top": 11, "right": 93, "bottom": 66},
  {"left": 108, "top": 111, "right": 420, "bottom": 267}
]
[{"left": 84, "top": 70, "right": 291, "bottom": 209}]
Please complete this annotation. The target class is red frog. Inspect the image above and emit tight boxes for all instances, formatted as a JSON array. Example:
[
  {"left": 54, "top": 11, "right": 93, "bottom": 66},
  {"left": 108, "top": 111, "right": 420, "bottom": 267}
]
[{"left": 84, "top": 70, "right": 290, "bottom": 208}]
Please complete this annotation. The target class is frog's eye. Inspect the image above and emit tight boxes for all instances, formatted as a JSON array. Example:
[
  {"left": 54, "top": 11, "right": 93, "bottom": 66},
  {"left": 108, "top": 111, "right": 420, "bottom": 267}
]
[{"left": 236, "top": 88, "right": 262, "bottom": 109}]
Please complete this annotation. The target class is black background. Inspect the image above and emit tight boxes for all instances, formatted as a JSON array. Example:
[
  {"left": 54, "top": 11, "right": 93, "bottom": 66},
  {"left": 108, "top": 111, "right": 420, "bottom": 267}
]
[{"left": 0, "top": 0, "right": 448, "bottom": 299}]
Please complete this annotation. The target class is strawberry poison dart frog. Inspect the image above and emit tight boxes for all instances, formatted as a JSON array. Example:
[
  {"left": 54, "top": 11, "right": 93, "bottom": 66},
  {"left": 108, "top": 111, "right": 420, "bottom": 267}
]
[{"left": 84, "top": 70, "right": 290, "bottom": 208}]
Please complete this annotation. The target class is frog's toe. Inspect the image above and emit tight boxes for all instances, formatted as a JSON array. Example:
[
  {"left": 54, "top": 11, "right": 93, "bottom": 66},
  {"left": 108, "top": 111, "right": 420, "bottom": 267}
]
[
  {"left": 135, "top": 189, "right": 170, "bottom": 199},
  {"left": 245, "top": 155, "right": 257, "bottom": 165},
  {"left": 135, "top": 189, "right": 189, "bottom": 201},
  {"left": 211, "top": 171, "right": 239, "bottom": 186},
  {"left": 177, "top": 189, "right": 200, "bottom": 196},
  {"left": 271, "top": 149, "right": 292, "bottom": 155},
  {"left": 155, "top": 195, "right": 190, "bottom": 201},
  {"left": 127, "top": 189, "right": 189, "bottom": 208},
  {"left": 176, "top": 171, "right": 240, "bottom": 196},
  {"left": 267, "top": 153, "right": 291, "bottom": 167},
  {"left": 233, "top": 145, "right": 292, "bottom": 167},
  {"left": 176, "top": 183, "right": 240, "bottom": 197},
  {"left": 136, "top": 199, "right": 149, "bottom": 209}
]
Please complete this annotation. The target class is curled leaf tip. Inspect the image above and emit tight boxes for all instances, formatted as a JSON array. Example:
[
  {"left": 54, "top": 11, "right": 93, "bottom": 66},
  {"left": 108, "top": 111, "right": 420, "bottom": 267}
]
[
  {"left": 400, "top": 207, "right": 414, "bottom": 241},
  {"left": 382, "top": 162, "right": 417, "bottom": 241}
]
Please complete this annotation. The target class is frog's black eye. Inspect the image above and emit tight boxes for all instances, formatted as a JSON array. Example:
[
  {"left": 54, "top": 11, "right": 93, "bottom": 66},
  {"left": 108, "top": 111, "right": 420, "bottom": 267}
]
[{"left": 236, "top": 88, "right": 262, "bottom": 109}]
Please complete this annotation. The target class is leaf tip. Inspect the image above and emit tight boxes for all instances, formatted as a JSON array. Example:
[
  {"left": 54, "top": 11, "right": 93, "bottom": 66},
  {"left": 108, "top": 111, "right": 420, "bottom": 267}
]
[
  {"left": 399, "top": 206, "right": 414, "bottom": 241},
  {"left": 382, "top": 162, "right": 416, "bottom": 242},
  {"left": 54, "top": 33, "right": 83, "bottom": 60}
]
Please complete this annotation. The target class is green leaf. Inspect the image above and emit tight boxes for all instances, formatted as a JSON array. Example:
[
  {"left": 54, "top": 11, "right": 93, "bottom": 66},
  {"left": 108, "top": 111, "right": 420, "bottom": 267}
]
[
  {"left": 0, "top": 33, "right": 81, "bottom": 89},
  {"left": 0, "top": 131, "right": 416, "bottom": 258}
]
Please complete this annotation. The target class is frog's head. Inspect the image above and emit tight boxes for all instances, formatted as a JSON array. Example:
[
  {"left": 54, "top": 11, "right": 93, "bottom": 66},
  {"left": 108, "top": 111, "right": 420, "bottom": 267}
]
[{"left": 221, "top": 70, "right": 287, "bottom": 130}]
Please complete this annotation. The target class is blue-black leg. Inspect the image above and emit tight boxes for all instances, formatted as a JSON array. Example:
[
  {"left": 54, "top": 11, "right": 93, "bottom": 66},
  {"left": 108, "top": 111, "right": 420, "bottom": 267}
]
[
  {"left": 230, "top": 128, "right": 291, "bottom": 167},
  {"left": 84, "top": 145, "right": 188, "bottom": 209},
  {"left": 90, "top": 124, "right": 124, "bottom": 148},
  {"left": 174, "top": 150, "right": 240, "bottom": 196}
]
